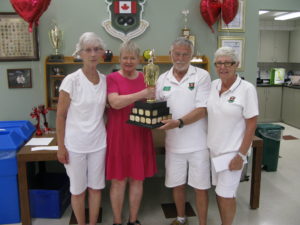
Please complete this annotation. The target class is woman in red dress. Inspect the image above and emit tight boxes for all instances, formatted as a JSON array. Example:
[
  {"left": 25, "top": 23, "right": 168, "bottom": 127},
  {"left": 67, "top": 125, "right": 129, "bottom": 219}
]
[{"left": 106, "top": 41, "right": 157, "bottom": 225}]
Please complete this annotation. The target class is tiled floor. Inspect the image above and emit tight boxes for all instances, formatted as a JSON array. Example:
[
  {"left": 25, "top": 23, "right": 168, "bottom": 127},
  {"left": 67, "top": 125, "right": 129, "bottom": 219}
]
[{"left": 5, "top": 123, "right": 300, "bottom": 225}]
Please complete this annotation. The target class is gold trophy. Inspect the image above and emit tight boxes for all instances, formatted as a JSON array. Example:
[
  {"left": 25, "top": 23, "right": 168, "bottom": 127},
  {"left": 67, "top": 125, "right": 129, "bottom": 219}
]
[
  {"left": 128, "top": 50, "right": 171, "bottom": 128},
  {"left": 48, "top": 23, "right": 64, "bottom": 62},
  {"left": 143, "top": 51, "right": 159, "bottom": 102}
]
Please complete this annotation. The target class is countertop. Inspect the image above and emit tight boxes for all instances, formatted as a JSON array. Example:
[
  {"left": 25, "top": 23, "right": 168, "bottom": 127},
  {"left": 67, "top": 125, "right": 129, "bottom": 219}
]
[
  {"left": 256, "top": 84, "right": 300, "bottom": 89},
  {"left": 256, "top": 84, "right": 283, "bottom": 87}
]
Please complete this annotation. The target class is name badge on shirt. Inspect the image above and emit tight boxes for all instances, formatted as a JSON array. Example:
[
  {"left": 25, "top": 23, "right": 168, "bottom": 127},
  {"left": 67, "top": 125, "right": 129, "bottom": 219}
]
[
  {"left": 228, "top": 96, "right": 236, "bottom": 103},
  {"left": 163, "top": 86, "right": 171, "bottom": 91},
  {"left": 188, "top": 82, "right": 195, "bottom": 90}
]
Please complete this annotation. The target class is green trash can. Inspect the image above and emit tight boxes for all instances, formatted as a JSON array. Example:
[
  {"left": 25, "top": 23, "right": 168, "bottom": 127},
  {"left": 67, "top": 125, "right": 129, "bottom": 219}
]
[{"left": 255, "top": 124, "right": 285, "bottom": 172}]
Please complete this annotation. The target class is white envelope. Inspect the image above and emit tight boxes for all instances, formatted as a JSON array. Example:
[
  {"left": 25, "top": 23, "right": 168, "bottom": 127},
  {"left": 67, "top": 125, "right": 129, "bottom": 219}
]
[{"left": 212, "top": 152, "right": 247, "bottom": 173}]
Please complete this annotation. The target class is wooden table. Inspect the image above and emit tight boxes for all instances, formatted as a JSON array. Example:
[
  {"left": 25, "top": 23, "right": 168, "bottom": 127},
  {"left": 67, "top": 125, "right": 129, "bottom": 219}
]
[
  {"left": 17, "top": 134, "right": 263, "bottom": 225},
  {"left": 17, "top": 133, "right": 58, "bottom": 225},
  {"left": 250, "top": 136, "right": 264, "bottom": 209}
]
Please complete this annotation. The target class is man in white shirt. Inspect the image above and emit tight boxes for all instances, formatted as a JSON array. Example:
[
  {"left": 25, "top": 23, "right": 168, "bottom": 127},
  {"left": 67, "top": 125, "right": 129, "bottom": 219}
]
[{"left": 156, "top": 37, "right": 211, "bottom": 225}]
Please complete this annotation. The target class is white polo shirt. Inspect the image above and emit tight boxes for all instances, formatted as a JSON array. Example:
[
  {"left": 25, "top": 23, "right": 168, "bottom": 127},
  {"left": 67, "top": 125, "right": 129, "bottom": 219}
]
[
  {"left": 156, "top": 65, "right": 211, "bottom": 154},
  {"left": 207, "top": 76, "right": 259, "bottom": 156},
  {"left": 59, "top": 69, "right": 107, "bottom": 153}
]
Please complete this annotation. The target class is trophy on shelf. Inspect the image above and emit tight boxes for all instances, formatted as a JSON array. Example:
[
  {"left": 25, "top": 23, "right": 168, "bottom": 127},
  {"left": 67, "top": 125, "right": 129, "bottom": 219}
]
[
  {"left": 52, "top": 67, "right": 64, "bottom": 76},
  {"left": 127, "top": 50, "right": 171, "bottom": 128},
  {"left": 181, "top": 9, "right": 196, "bottom": 51},
  {"left": 181, "top": 9, "right": 191, "bottom": 38},
  {"left": 53, "top": 79, "right": 62, "bottom": 98},
  {"left": 48, "top": 23, "right": 64, "bottom": 62}
]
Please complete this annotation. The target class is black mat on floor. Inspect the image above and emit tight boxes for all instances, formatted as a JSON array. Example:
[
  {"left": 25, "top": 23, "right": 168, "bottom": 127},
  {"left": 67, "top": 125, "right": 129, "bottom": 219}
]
[
  {"left": 283, "top": 135, "right": 298, "bottom": 140},
  {"left": 161, "top": 202, "right": 196, "bottom": 218},
  {"left": 69, "top": 208, "right": 102, "bottom": 224}
]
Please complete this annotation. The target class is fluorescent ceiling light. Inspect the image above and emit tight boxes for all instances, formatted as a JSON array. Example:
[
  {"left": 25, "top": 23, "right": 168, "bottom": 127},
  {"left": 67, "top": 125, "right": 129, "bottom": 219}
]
[
  {"left": 273, "top": 12, "right": 287, "bottom": 16},
  {"left": 275, "top": 12, "right": 300, "bottom": 20},
  {"left": 259, "top": 10, "right": 269, "bottom": 15}
]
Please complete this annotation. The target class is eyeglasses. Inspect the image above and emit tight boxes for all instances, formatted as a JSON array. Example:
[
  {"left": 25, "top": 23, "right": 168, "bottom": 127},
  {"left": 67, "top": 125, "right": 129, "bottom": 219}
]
[
  {"left": 214, "top": 61, "right": 236, "bottom": 68},
  {"left": 81, "top": 47, "right": 104, "bottom": 54}
]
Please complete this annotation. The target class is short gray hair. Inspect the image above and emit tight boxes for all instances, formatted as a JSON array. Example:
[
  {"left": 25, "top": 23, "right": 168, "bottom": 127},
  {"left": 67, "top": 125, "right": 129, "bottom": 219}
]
[
  {"left": 170, "top": 37, "right": 194, "bottom": 56},
  {"left": 73, "top": 32, "right": 105, "bottom": 56},
  {"left": 119, "top": 40, "right": 140, "bottom": 57},
  {"left": 214, "top": 46, "right": 239, "bottom": 63}
]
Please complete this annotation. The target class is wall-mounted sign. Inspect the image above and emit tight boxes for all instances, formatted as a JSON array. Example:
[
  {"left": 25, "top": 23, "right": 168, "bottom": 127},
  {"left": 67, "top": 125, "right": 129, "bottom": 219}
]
[{"left": 102, "top": 0, "right": 149, "bottom": 42}]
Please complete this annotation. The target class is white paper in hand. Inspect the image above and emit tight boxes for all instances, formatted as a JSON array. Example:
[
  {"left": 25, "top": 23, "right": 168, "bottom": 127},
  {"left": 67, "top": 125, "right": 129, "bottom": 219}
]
[
  {"left": 212, "top": 152, "right": 236, "bottom": 173},
  {"left": 212, "top": 152, "right": 247, "bottom": 173}
]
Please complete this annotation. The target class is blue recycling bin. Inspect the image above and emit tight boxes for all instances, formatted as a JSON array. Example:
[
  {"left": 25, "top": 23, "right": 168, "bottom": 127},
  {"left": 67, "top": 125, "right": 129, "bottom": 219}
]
[
  {"left": 0, "top": 120, "right": 35, "bottom": 141},
  {"left": 0, "top": 130, "right": 24, "bottom": 224}
]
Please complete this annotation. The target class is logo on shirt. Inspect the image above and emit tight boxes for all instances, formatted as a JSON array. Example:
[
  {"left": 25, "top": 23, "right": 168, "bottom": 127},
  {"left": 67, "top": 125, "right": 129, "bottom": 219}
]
[
  {"left": 163, "top": 86, "right": 171, "bottom": 91},
  {"left": 228, "top": 96, "right": 236, "bottom": 103},
  {"left": 188, "top": 82, "right": 195, "bottom": 90}
]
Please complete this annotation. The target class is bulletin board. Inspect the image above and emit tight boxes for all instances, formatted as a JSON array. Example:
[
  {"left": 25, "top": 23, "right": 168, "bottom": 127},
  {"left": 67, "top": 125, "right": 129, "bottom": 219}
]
[{"left": 0, "top": 12, "right": 39, "bottom": 61}]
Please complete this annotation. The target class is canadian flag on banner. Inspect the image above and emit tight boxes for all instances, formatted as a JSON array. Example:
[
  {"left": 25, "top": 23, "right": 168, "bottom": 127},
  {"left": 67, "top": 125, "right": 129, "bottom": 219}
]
[{"left": 114, "top": 1, "right": 137, "bottom": 14}]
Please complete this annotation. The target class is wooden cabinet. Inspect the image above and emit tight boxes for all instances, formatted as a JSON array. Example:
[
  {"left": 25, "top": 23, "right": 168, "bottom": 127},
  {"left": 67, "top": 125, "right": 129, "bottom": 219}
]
[
  {"left": 44, "top": 55, "right": 209, "bottom": 110},
  {"left": 257, "top": 86, "right": 282, "bottom": 122},
  {"left": 289, "top": 30, "right": 300, "bottom": 63},
  {"left": 281, "top": 87, "right": 300, "bottom": 128},
  {"left": 258, "top": 30, "right": 289, "bottom": 63}
]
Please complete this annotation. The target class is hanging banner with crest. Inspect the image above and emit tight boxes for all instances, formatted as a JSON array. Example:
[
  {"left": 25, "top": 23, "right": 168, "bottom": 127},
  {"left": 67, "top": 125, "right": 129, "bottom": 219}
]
[{"left": 102, "top": 0, "right": 149, "bottom": 42}]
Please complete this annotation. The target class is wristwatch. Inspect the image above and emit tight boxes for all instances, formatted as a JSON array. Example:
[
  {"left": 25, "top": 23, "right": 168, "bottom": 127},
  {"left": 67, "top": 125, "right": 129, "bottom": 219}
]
[
  {"left": 238, "top": 152, "right": 247, "bottom": 161},
  {"left": 178, "top": 119, "right": 184, "bottom": 128}
]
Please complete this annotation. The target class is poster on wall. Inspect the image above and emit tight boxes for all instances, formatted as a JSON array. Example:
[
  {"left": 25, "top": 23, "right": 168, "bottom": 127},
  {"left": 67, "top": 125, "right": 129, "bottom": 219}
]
[
  {"left": 0, "top": 13, "right": 39, "bottom": 61},
  {"left": 218, "top": 36, "right": 245, "bottom": 71}
]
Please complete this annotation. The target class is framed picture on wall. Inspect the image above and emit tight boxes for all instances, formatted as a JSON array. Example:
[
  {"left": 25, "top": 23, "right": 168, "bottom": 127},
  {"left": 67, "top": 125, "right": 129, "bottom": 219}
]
[
  {"left": 218, "top": 0, "right": 245, "bottom": 32},
  {"left": 7, "top": 68, "right": 32, "bottom": 88},
  {"left": 0, "top": 13, "right": 39, "bottom": 61},
  {"left": 218, "top": 36, "right": 245, "bottom": 71}
]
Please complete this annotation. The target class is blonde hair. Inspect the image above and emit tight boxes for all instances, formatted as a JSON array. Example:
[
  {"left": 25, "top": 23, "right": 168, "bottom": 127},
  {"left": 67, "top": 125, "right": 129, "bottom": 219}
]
[{"left": 119, "top": 40, "right": 140, "bottom": 58}]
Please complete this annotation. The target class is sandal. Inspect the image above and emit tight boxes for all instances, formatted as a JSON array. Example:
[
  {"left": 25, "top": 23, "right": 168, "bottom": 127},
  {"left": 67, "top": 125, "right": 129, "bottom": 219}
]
[{"left": 127, "top": 220, "right": 141, "bottom": 225}]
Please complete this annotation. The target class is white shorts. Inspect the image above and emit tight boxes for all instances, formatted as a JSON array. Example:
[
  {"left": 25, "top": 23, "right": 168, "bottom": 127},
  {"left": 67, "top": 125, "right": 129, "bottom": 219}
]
[
  {"left": 211, "top": 154, "right": 243, "bottom": 198},
  {"left": 165, "top": 150, "right": 211, "bottom": 190},
  {"left": 64, "top": 149, "right": 106, "bottom": 195}
]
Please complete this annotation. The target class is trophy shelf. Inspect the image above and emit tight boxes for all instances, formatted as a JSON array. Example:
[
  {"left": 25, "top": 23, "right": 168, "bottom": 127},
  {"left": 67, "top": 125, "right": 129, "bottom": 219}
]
[
  {"left": 44, "top": 55, "right": 209, "bottom": 110},
  {"left": 50, "top": 75, "right": 65, "bottom": 78},
  {"left": 45, "top": 55, "right": 209, "bottom": 67}
]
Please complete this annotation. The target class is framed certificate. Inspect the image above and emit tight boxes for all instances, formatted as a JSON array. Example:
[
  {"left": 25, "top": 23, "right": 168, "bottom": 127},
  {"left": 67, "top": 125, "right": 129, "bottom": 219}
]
[
  {"left": 218, "top": 0, "right": 245, "bottom": 32},
  {"left": 0, "top": 13, "right": 39, "bottom": 61},
  {"left": 218, "top": 36, "right": 245, "bottom": 71}
]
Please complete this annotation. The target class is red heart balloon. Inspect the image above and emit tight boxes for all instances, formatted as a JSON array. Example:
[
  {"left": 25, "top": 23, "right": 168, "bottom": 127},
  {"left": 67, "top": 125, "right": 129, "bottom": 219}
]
[
  {"left": 200, "top": 0, "right": 221, "bottom": 33},
  {"left": 221, "top": 0, "right": 239, "bottom": 25},
  {"left": 10, "top": 0, "right": 51, "bottom": 32}
]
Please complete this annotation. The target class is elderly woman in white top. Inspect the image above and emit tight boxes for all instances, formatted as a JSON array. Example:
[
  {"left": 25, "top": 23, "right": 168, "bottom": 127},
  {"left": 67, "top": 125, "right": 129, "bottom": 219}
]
[
  {"left": 56, "top": 32, "right": 107, "bottom": 225},
  {"left": 207, "top": 47, "right": 258, "bottom": 225}
]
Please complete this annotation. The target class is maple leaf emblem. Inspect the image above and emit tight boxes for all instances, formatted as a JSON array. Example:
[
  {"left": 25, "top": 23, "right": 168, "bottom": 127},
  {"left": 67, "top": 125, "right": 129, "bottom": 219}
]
[{"left": 121, "top": 3, "right": 129, "bottom": 10}]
